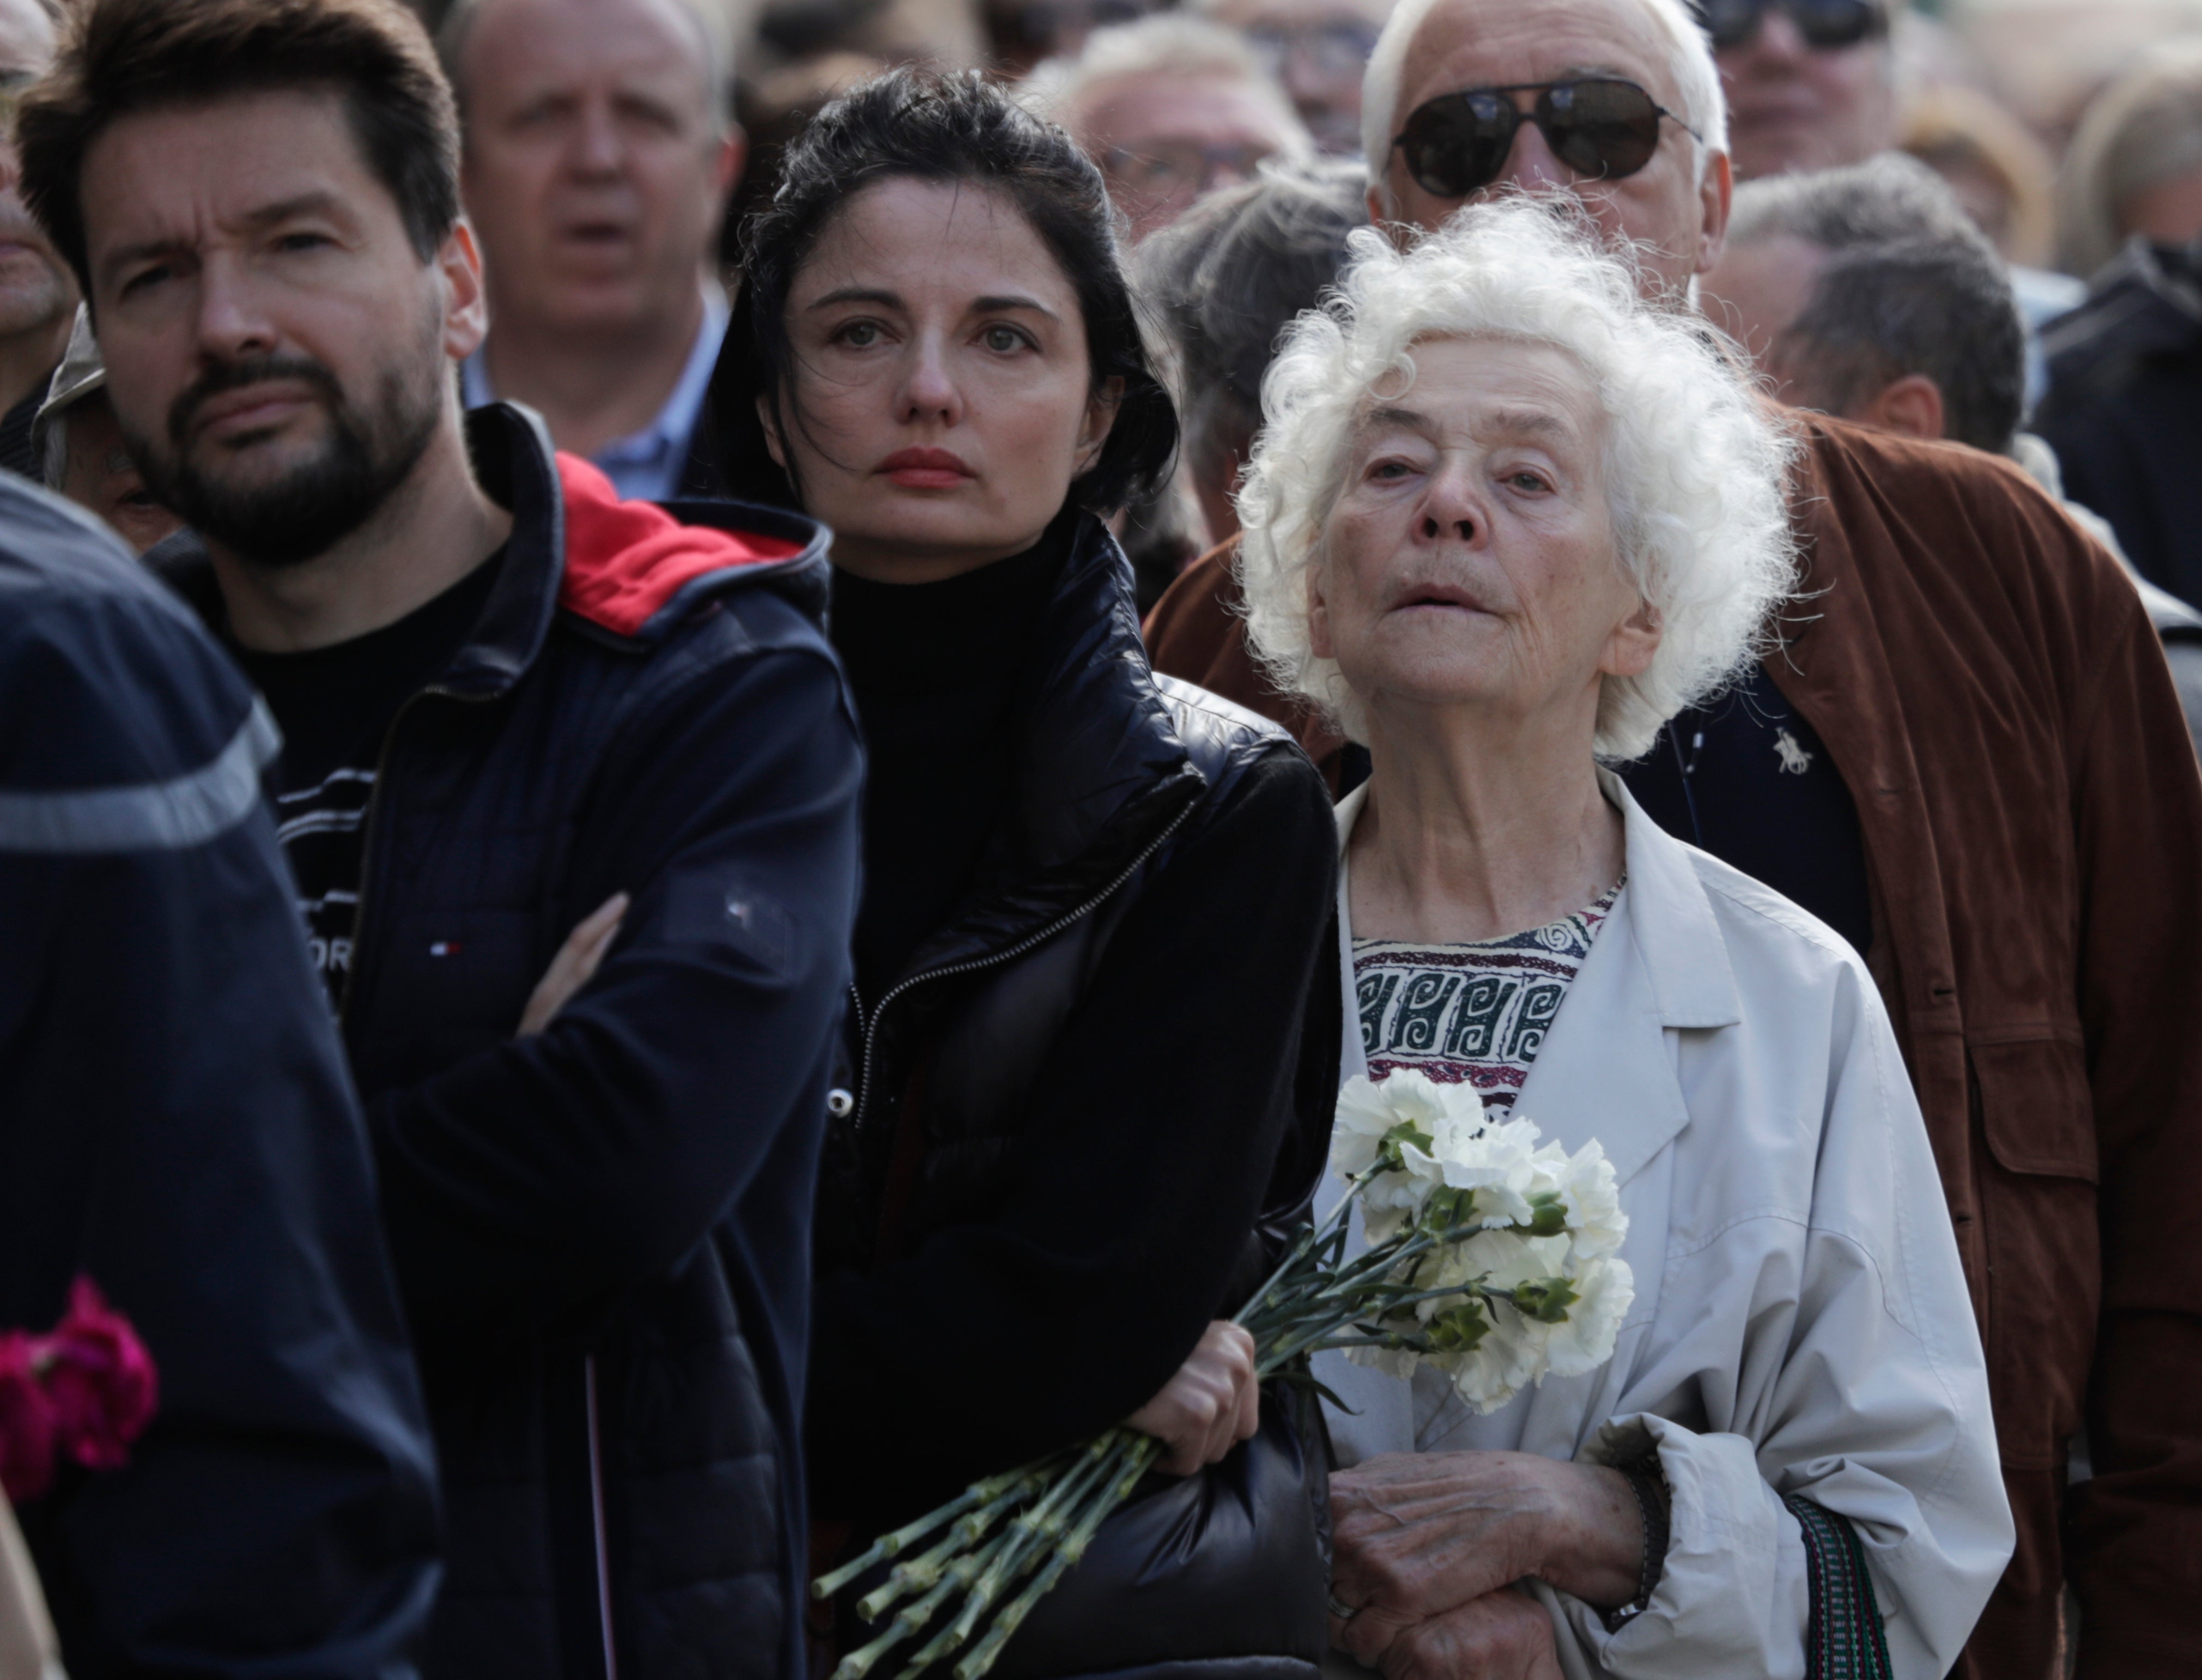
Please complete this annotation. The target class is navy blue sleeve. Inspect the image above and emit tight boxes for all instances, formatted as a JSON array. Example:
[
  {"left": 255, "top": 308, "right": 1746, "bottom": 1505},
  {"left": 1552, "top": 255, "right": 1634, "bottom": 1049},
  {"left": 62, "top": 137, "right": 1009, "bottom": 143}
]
[
  {"left": 365, "top": 636, "right": 864, "bottom": 1343},
  {"left": 0, "top": 544, "right": 442, "bottom": 1680}
]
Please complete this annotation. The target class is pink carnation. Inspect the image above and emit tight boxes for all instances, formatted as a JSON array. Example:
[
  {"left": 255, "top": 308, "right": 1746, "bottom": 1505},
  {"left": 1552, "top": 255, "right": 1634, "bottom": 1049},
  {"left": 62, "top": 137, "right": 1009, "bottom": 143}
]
[
  {"left": 0, "top": 1332, "right": 57, "bottom": 1503},
  {"left": 35, "top": 1277, "right": 158, "bottom": 1474}
]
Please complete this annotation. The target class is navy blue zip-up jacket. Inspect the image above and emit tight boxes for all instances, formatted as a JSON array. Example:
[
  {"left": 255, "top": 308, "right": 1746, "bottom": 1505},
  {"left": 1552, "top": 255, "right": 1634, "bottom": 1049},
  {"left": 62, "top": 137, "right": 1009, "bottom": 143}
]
[
  {"left": 0, "top": 475, "right": 441, "bottom": 1677},
  {"left": 158, "top": 405, "right": 864, "bottom": 1680}
]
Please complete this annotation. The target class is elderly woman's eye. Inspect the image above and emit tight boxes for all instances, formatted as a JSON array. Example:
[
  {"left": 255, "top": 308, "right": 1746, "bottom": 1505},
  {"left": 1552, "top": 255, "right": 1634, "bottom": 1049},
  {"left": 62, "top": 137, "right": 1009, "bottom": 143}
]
[{"left": 1509, "top": 470, "right": 1550, "bottom": 492}]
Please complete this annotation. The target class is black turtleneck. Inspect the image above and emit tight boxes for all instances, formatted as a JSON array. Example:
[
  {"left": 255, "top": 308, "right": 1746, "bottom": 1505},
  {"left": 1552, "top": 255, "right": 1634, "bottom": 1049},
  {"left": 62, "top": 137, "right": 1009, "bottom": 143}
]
[{"left": 829, "top": 516, "right": 1067, "bottom": 998}]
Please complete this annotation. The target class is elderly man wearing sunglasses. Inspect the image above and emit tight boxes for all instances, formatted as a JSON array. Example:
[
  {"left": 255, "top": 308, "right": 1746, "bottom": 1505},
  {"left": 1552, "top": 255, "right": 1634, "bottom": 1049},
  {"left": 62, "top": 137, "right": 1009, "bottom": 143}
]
[
  {"left": 1708, "top": 0, "right": 1894, "bottom": 180},
  {"left": 1142, "top": 0, "right": 2202, "bottom": 1676}
]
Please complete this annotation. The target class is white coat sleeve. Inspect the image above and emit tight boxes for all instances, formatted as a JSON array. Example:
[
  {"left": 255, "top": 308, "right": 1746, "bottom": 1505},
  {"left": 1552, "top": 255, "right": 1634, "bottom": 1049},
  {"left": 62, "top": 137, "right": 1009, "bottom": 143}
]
[{"left": 1548, "top": 967, "right": 2013, "bottom": 1679}]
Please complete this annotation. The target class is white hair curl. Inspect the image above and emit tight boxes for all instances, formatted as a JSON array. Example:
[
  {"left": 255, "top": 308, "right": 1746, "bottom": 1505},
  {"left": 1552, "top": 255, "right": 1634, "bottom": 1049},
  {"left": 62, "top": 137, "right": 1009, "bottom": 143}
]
[
  {"left": 1234, "top": 197, "right": 1796, "bottom": 763},
  {"left": 1360, "top": 0, "right": 1727, "bottom": 188}
]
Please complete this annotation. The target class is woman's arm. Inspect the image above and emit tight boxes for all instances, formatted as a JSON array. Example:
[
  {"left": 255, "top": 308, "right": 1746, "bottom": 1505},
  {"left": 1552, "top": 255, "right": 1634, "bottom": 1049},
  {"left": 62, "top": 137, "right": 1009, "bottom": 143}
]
[{"left": 809, "top": 748, "right": 1339, "bottom": 1523}]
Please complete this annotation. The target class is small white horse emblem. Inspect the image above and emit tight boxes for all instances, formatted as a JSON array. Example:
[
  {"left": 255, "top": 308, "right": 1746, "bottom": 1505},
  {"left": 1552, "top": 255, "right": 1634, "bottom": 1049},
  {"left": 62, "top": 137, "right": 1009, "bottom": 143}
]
[{"left": 1773, "top": 727, "right": 1813, "bottom": 775}]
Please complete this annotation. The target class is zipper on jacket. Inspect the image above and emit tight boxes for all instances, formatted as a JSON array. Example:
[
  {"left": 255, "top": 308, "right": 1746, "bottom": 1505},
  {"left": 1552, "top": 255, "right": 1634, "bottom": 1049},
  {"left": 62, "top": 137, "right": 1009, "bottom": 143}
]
[
  {"left": 850, "top": 798, "right": 1196, "bottom": 1130},
  {"left": 584, "top": 1355, "right": 620, "bottom": 1680}
]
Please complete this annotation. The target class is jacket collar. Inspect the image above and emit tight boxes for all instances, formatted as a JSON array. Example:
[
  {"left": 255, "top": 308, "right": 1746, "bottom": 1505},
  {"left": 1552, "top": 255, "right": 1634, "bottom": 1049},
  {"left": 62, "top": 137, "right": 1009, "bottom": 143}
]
[
  {"left": 891, "top": 511, "right": 1207, "bottom": 983},
  {"left": 1333, "top": 767, "right": 1736, "bottom": 1184},
  {"left": 148, "top": 401, "right": 830, "bottom": 695}
]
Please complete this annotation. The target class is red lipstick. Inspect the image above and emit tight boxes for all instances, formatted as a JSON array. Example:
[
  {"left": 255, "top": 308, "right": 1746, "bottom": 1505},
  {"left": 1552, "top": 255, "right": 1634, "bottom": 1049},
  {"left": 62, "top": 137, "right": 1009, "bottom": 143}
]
[{"left": 878, "top": 446, "right": 975, "bottom": 490}]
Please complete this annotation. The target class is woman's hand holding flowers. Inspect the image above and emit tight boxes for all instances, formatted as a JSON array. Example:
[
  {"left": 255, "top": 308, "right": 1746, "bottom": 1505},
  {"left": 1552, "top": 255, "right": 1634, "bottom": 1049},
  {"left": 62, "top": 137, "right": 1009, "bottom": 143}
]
[
  {"left": 1327, "top": 1450, "right": 1644, "bottom": 1669},
  {"left": 1125, "top": 1320, "right": 1261, "bottom": 1476}
]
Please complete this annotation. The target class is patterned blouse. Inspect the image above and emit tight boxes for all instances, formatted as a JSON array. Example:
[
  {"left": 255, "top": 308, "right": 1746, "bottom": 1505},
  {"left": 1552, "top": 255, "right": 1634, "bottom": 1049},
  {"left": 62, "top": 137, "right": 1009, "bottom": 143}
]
[{"left": 1352, "top": 878, "right": 1625, "bottom": 1112}]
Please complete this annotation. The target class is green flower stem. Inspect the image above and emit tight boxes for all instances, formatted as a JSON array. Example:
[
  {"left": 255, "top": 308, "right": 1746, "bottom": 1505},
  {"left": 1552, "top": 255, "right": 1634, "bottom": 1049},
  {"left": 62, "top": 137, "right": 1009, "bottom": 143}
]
[
  {"left": 814, "top": 1461, "right": 1050, "bottom": 1600},
  {"left": 902, "top": 1527, "right": 1026, "bottom": 1670},
  {"left": 856, "top": 1469, "right": 1052, "bottom": 1622},
  {"left": 833, "top": 1544, "right": 1009, "bottom": 1680},
  {"left": 952, "top": 1438, "right": 1162, "bottom": 1680},
  {"left": 943, "top": 1434, "right": 1126, "bottom": 1651}
]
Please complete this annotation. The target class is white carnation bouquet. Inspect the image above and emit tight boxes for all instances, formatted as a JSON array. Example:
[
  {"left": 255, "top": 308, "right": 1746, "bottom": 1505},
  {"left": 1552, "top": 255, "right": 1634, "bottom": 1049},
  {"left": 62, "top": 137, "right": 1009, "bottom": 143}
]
[{"left": 813, "top": 1070, "right": 1633, "bottom": 1680}]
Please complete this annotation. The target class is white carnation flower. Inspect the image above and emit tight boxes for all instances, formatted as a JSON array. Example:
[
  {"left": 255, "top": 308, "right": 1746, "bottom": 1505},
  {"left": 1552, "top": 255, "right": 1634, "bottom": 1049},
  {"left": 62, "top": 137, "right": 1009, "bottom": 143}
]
[
  {"left": 1333, "top": 1071, "right": 1453, "bottom": 1242},
  {"left": 1558, "top": 1142, "right": 1627, "bottom": 1260},
  {"left": 1437, "top": 1115, "right": 1543, "bottom": 1229},
  {"left": 1539, "top": 1255, "right": 1635, "bottom": 1378}
]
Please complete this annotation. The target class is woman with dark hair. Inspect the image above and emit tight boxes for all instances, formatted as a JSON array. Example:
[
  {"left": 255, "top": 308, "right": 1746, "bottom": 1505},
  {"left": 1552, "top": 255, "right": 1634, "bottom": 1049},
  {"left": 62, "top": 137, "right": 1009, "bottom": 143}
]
[{"left": 707, "top": 66, "right": 1340, "bottom": 1667}]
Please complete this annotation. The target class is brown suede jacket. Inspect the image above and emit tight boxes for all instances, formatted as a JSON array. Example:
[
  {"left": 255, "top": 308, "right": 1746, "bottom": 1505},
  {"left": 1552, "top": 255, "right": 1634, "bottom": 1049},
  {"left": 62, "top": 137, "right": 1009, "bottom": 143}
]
[{"left": 1144, "top": 413, "right": 2202, "bottom": 1680}]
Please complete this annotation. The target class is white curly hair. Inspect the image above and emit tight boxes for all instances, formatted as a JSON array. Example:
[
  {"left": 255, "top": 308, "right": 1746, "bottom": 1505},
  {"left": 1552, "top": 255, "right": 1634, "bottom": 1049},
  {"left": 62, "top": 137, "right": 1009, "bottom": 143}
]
[{"left": 1235, "top": 196, "right": 1797, "bottom": 763}]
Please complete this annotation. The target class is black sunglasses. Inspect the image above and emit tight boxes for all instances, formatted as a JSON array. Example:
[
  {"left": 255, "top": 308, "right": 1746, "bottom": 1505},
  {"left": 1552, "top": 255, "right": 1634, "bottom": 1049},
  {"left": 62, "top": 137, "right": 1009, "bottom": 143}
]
[
  {"left": 1391, "top": 78, "right": 1698, "bottom": 201},
  {"left": 1700, "top": 0, "right": 1888, "bottom": 51}
]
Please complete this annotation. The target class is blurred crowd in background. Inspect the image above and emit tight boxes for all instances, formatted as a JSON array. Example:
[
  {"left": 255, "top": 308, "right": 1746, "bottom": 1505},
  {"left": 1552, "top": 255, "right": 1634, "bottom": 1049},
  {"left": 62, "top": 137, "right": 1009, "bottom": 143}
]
[
  {"left": 410, "top": 0, "right": 2202, "bottom": 638},
  {"left": 27, "top": 0, "right": 2202, "bottom": 623}
]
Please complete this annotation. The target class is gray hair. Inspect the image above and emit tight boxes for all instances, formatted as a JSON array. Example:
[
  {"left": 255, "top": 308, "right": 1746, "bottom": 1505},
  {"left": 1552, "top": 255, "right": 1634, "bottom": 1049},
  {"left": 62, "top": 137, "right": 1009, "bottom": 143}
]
[
  {"left": 1727, "top": 148, "right": 1975, "bottom": 248},
  {"left": 1729, "top": 156, "right": 2022, "bottom": 452},
  {"left": 1360, "top": 0, "right": 1725, "bottom": 188},
  {"left": 1024, "top": 13, "right": 1312, "bottom": 157},
  {"left": 2054, "top": 40, "right": 2202, "bottom": 281},
  {"left": 1237, "top": 196, "right": 1795, "bottom": 760},
  {"left": 438, "top": 0, "right": 736, "bottom": 130},
  {"left": 1134, "top": 156, "right": 1367, "bottom": 487}
]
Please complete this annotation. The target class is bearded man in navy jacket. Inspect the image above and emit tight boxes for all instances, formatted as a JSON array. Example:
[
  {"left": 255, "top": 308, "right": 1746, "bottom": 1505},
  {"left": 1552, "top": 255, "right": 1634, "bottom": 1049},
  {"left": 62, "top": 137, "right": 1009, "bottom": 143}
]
[{"left": 16, "top": 1, "right": 864, "bottom": 1674}]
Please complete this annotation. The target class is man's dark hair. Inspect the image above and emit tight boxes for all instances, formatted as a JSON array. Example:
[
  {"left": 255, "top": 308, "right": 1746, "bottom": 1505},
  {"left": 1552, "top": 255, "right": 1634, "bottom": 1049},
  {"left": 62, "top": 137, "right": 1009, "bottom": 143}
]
[
  {"left": 1134, "top": 157, "right": 1366, "bottom": 498},
  {"left": 17, "top": 0, "right": 462, "bottom": 295},
  {"left": 708, "top": 65, "right": 1176, "bottom": 518},
  {"left": 1775, "top": 237, "right": 2026, "bottom": 452}
]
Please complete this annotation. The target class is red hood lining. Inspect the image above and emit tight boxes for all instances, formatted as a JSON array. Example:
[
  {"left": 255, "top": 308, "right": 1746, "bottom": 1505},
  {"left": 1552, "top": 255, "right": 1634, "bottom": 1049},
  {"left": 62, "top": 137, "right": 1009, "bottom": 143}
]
[{"left": 554, "top": 451, "right": 805, "bottom": 638}]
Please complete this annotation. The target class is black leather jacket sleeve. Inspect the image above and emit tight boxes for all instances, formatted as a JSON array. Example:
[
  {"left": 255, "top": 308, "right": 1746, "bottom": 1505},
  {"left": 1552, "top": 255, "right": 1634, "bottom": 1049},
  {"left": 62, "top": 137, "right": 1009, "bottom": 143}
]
[
  {"left": 366, "top": 641, "right": 864, "bottom": 1345},
  {"left": 0, "top": 537, "right": 441, "bottom": 1680},
  {"left": 809, "top": 747, "right": 1338, "bottom": 1522}
]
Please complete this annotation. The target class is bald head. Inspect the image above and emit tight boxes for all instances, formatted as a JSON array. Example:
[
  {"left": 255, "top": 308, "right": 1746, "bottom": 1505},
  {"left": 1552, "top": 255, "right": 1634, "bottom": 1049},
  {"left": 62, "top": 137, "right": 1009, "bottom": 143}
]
[
  {"left": 447, "top": 0, "right": 741, "bottom": 345},
  {"left": 1361, "top": 0, "right": 1731, "bottom": 297}
]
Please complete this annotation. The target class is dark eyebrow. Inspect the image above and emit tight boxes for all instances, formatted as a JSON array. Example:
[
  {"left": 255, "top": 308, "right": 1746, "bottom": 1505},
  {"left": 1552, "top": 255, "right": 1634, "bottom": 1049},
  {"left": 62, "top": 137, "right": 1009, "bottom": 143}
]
[
  {"left": 808, "top": 287, "right": 903, "bottom": 311},
  {"left": 104, "top": 191, "right": 350, "bottom": 274},
  {"left": 971, "top": 294, "right": 1058, "bottom": 320}
]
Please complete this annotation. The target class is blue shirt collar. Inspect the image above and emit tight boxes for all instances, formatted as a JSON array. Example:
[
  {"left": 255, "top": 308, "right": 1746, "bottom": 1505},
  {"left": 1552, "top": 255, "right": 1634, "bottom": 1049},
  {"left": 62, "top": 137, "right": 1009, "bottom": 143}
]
[{"left": 462, "top": 285, "right": 730, "bottom": 502}]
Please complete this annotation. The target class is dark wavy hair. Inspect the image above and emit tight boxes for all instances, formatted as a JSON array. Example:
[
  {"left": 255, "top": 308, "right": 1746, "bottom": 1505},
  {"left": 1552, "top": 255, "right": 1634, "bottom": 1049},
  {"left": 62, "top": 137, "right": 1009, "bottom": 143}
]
[
  {"left": 707, "top": 66, "right": 1177, "bottom": 518},
  {"left": 19, "top": 0, "right": 459, "bottom": 296}
]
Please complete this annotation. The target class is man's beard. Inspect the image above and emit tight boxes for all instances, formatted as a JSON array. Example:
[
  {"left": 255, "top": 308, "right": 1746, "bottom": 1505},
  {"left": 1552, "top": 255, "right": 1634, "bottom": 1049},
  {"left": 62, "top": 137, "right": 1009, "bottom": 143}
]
[{"left": 133, "top": 330, "right": 444, "bottom": 571}]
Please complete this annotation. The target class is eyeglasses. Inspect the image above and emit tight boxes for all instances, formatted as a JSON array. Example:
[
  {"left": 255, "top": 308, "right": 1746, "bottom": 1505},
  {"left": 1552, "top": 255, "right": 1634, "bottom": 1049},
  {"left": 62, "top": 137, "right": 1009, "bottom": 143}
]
[
  {"left": 1103, "top": 138, "right": 1273, "bottom": 197},
  {"left": 1700, "top": 0, "right": 1889, "bottom": 51},
  {"left": 1391, "top": 78, "right": 1697, "bottom": 201}
]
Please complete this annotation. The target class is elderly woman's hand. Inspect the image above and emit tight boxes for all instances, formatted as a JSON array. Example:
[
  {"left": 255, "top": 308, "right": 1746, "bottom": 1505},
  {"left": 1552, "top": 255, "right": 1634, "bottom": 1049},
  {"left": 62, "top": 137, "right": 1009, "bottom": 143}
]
[
  {"left": 1327, "top": 1451, "right": 1643, "bottom": 1666},
  {"left": 1354, "top": 1587, "right": 1564, "bottom": 1680}
]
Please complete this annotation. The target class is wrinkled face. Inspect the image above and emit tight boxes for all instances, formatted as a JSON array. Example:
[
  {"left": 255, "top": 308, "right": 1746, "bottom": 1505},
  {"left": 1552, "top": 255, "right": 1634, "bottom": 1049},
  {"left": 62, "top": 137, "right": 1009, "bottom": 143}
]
[
  {"left": 1206, "top": 0, "right": 1393, "bottom": 155},
  {"left": 767, "top": 177, "right": 1118, "bottom": 582},
  {"left": 1081, "top": 72, "right": 1302, "bottom": 242},
  {"left": 0, "top": 0, "right": 75, "bottom": 346},
  {"left": 1311, "top": 336, "right": 1654, "bottom": 735},
  {"left": 1374, "top": 0, "right": 1726, "bottom": 296},
  {"left": 57, "top": 391, "right": 183, "bottom": 555},
  {"left": 1716, "top": 10, "right": 1892, "bottom": 180},
  {"left": 80, "top": 90, "right": 476, "bottom": 568},
  {"left": 458, "top": 0, "right": 737, "bottom": 334}
]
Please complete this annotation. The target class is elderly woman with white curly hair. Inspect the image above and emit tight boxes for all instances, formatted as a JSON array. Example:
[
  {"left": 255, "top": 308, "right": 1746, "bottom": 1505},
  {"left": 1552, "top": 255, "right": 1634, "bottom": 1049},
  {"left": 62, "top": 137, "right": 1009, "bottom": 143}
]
[{"left": 1236, "top": 199, "right": 2013, "bottom": 1680}]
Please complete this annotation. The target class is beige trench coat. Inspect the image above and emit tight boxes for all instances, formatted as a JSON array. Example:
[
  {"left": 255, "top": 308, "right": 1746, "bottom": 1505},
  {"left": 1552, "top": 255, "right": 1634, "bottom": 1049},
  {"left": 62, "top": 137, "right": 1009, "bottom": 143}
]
[{"left": 1317, "top": 773, "right": 2013, "bottom": 1679}]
